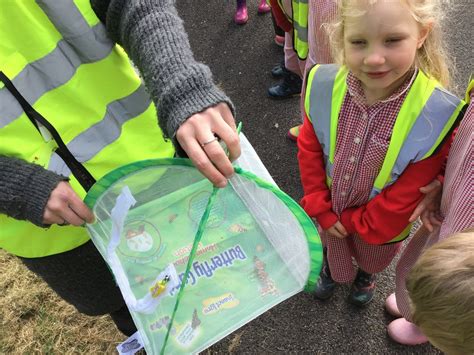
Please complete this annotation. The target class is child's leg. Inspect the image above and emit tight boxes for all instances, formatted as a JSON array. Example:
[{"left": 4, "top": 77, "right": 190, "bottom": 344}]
[
  {"left": 313, "top": 232, "right": 355, "bottom": 300},
  {"left": 349, "top": 268, "right": 377, "bottom": 306},
  {"left": 287, "top": 0, "right": 337, "bottom": 142},
  {"left": 287, "top": 61, "right": 308, "bottom": 142},
  {"left": 352, "top": 236, "right": 402, "bottom": 275},
  {"left": 268, "top": 32, "right": 303, "bottom": 99},
  {"left": 394, "top": 228, "right": 433, "bottom": 320},
  {"left": 314, "top": 246, "right": 337, "bottom": 300},
  {"left": 347, "top": 236, "right": 402, "bottom": 306},
  {"left": 283, "top": 31, "right": 303, "bottom": 77},
  {"left": 270, "top": 11, "right": 285, "bottom": 46}
]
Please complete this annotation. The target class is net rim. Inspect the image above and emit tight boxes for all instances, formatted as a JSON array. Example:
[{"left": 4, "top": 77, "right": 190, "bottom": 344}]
[{"left": 83, "top": 158, "right": 322, "bottom": 290}]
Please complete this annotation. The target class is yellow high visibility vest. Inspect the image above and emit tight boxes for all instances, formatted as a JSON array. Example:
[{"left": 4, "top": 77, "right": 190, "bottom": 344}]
[
  {"left": 0, "top": 0, "right": 174, "bottom": 257},
  {"left": 277, "top": 0, "right": 308, "bottom": 60},
  {"left": 305, "top": 64, "right": 465, "bottom": 243}
]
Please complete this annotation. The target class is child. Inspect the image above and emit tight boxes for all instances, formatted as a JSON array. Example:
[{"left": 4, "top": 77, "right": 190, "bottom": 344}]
[
  {"left": 268, "top": 0, "right": 337, "bottom": 140},
  {"left": 267, "top": 0, "right": 305, "bottom": 99},
  {"left": 287, "top": 0, "right": 337, "bottom": 141},
  {"left": 234, "top": 0, "right": 271, "bottom": 25},
  {"left": 405, "top": 229, "right": 474, "bottom": 354},
  {"left": 297, "top": 0, "right": 465, "bottom": 306},
  {"left": 386, "top": 80, "right": 473, "bottom": 345}
]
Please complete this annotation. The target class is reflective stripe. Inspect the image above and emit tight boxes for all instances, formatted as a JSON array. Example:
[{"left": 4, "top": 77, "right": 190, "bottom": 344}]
[
  {"left": 0, "top": 24, "right": 112, "bottom": 127},
  {"left": 466, "top": 79, "right": 474, "bottom": 103},
  {"left": 308, "top": 64, "right": 339, "bottom": 176},
  {"left": 292, "top": 0, "right": 308, "bottom": 59},
  {"left": 48, "top": 85, "right": 152, "bottom": 176},
  {"left": 36, "top": 0, "right": 99, "bottom": 46},
  {"left": 369, "top": 187, "right": 381, "bottom": 199},
  {"left": 293, "top": 21, "right": 308, "bottom": 42},
  {"left": 385, "top": 88, "right": 461, "bottom": 187},
  {"left": 306, "top": 65, "right": 464, "bottom": 244},
  {"left": 0, "top": 2, "right": 113, "bottom": 127},
  {"left": 0, "top": 1, "right": 174, "bottom": 258},
  {"left": 372, "top": 72, "right": 434, "bottom": 190}
]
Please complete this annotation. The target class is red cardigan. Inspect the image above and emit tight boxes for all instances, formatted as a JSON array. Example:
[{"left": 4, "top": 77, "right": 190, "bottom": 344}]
[
  {"left": 270, "top": 0, "right": 293, "bottom": 32},
  {"left": 297, "top": 115, "right": 451, "bottom": 245}
]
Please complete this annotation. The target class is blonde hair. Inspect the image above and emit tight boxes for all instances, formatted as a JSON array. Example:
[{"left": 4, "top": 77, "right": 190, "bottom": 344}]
[
  {"left": 407, "top": 229, "right": 474, "bottom": 354},
  {"left": 326, "top": 0, "right": 452, "bottom": 87}
]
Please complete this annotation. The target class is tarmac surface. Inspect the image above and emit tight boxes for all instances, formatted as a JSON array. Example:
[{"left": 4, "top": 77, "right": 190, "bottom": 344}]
[{"left": 176, "top": 1, "right": 472, "bottom": 354}]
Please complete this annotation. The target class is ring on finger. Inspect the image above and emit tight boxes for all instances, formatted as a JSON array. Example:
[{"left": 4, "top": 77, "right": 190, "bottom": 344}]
[
  {"left": 200, "top": 136, "right": 218, "bottom": 147},
  {"left": 59, "top": 219, "right": 69, "bottom": 226}
]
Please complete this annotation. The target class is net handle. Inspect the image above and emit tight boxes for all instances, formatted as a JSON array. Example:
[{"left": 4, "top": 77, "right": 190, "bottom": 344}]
[{"left": 160, "top": 186, "right": 220, "bottom": 354}]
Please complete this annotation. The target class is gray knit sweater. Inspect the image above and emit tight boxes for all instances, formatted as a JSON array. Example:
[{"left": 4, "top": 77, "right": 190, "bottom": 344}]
[{"left": 0, "top": 0, "right": 234, "bottom": 227}]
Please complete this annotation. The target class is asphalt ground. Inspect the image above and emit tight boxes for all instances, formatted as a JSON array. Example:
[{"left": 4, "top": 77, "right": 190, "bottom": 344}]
[{"left": 176, "top": 1, "right": 472, "bottom": 353}]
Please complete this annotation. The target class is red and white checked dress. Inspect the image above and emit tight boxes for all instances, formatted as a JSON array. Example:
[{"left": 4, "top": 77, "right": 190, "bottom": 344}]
[
  {"left": 284, "top": 0, "right": 337, "bottom": 77},
  {"left": 395, "top": 92, "right": 474, "bottom": 321},
  {"left": 320, "top": 71, "right": 419, "bottom": 283},
  {"left": 306, "top": 0, "right": 337, "bottom": 69}
]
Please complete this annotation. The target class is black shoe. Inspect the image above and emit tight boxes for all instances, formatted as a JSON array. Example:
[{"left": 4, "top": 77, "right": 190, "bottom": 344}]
[
  {"left": 268, "top": 71, "right": 302, "bottom": 99},
  {"left": 271, "top": 63, "right": 286, "bottom": 78},
  {"left": 314, "top": 256, "right": 336, "bottom": 300},
  {"left": 349, "top": 269, "right": 377, "bottom": 306}
]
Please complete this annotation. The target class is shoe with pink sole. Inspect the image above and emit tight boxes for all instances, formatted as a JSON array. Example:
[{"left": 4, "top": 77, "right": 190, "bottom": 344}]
[
  {"left": 257, "top": 0, "right": 271, "bottom": 14},
  {"left": 274, "top": 34, "right": 285, "bottom": 47},
  {"left": 387, "top": 318, "right": 429, "bottom": 345},
  {"left": 287, "top": 124, "right": 301, "bottom": 142},
  {"left": 385, "top": 293, "right": 402, "bottom": 318},
  {"left": 234, "top": 0, "right": 248, "bottom": 25}
]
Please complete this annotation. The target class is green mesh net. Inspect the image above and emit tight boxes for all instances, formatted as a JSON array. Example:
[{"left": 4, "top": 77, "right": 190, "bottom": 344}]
[{"left": 85, "top": 157, "right": 322, "bottom": 354}]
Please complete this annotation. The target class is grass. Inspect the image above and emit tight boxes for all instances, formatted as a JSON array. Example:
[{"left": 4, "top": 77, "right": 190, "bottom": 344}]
[{"left": 0, "top": 250, "right": 126, "bottom": 354}]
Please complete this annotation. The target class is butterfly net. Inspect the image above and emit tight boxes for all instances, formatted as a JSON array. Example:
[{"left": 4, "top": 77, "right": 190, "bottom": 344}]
[{"left": 85, "top": 156, "right": 321, "bottom": 354}]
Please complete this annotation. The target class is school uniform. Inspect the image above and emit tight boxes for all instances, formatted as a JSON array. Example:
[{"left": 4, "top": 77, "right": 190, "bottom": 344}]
[
  {"left": 395, "top": 90, "right": 473, "bottom": 320},
  {"left": 298, "top": 67, "right": 461, "bottom": 282},
  {"left": 306, "top": 1, "right": 336, "bottom": 69}
]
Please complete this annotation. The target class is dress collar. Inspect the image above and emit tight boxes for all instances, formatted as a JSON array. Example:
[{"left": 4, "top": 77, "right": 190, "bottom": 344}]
[{"left": 346, "top": 68, "right": 418, "bottom": 107}]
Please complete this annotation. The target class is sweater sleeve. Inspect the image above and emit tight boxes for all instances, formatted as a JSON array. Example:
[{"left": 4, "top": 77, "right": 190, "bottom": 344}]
[
  {"left": 339, "top": 137, "right": 451, "bottom": 245},
  {"left": 90, "top": 0, "right": 235, "bottom": 153},
  {"left": 0, "top": 156, "right": 67, "bottom": 227},
  {"left": 297, "top": 116, "right": 339, "bottom": 229},
  {"left": 269, "top": 0, "right": 293, "bottom": 32}
]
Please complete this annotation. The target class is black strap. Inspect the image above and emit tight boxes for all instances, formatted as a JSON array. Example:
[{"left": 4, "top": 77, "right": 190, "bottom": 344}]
[{"left": 0, "top": 71, "right": 96, "bottom": 191}]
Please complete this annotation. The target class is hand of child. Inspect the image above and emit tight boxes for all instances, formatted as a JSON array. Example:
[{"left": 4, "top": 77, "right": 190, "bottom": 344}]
[
  {"left": 409, "top": 179, "right": 443, "bottom": 232},
  {"left": 326, "top": 221, "right": 348, "bottom": 239},
  {"left": 43, "top": 182, "right": 95, "bottom": 226}
]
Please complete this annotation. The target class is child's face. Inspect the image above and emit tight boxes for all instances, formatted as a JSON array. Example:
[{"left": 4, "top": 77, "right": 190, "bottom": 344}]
[{"left": 343, "top": 0, "right": 428, "bottom": 102}]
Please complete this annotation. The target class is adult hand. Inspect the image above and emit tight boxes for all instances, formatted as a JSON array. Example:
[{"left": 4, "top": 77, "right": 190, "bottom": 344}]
[
  {"left": 176, "top": 103, "right": 241, "bottom": 188},
  {"left": 326, "top": 221, "right": 348, "bottom": 239},
  {"left": 409, "top": 179, "right": 443, "bottom": 232},
  {"left": 43, "top": 182, "right": 95, "bottom": 226}
]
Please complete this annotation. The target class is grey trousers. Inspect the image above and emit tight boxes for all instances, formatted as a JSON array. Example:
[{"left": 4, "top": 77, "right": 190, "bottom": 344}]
[{"left": 20, "top": 240, "right": 136, "bottom": 336}]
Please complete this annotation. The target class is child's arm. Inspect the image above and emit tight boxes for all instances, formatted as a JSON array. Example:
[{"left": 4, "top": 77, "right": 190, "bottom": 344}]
[
  {"left": 269, "top": 0, "right": 293, "bottom": 32},
  {"left": 409, "top": 126, "right": 460, "bottom": 230},
  {"left": 297, "top": 116, "right": 339, "bottom": 230},
  {"left": 339, "top": 137, "right": 451, "bottom": 245},
  {"left": 408, "top": 179, "right": 443, "bottom": 231}
]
